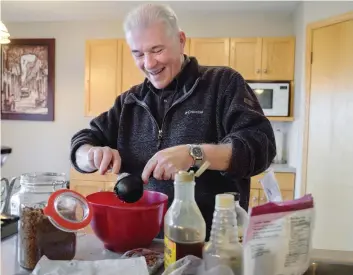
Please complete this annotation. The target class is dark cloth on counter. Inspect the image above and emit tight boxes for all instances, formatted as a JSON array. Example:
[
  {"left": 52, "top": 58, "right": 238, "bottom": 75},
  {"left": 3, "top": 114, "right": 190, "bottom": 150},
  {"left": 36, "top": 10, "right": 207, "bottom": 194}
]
[{"left": 70, "top": 56, "right": 276, "bottom": 241}]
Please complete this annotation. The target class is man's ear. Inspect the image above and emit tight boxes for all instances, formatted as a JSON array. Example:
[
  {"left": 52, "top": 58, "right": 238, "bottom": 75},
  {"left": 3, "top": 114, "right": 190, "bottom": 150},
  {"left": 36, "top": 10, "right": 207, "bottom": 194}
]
[{"left": 179, "top": 31, "right": 187, "bottom": 53}]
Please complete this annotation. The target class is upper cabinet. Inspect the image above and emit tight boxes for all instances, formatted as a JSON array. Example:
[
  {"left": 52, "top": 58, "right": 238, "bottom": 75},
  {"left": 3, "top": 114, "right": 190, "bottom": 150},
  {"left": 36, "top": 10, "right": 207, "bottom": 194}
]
[
  {"left": 84, "top": 39, "right": 144, "bottom": 117},
  {"left": 260, "top": 37, "right": 295, "bottom": 80},
  {"left": 120, "top": 40, "right": 145, "bottom": 92},
  {"left": 84, "top": 36, "right": 296, "bottom": 117},
  {"left": 189, "top": 38, "right": 230, "bottom": 66},
  {"left": 230, "top": 38, "right": 262, "bottom": 80},
  {"left": 85, "top": 40, "right": 121, "bottom": 116},
  {"left": 229, "top": 37, "right": 295, "bottom": 81}
]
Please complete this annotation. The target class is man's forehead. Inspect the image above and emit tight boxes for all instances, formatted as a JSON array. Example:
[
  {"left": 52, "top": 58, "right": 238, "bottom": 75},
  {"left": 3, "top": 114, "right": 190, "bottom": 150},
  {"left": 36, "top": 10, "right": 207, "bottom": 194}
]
[{"left": 126, "top": 23, "right": 171, "bottom": 51}]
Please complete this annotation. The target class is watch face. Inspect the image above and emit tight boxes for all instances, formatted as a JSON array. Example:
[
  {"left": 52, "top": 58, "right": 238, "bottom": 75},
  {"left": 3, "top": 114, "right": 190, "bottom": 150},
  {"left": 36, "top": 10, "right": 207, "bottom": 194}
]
[{"left": 192, "top": 147, "right": 203, "bottom": 158}]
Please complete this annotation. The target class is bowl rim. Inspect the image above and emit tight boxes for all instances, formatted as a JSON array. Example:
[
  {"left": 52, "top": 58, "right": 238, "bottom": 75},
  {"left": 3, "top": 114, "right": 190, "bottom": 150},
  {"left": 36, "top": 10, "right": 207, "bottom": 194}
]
[{"left": 86, "top": 190, "right": 168, "bottom": 210}]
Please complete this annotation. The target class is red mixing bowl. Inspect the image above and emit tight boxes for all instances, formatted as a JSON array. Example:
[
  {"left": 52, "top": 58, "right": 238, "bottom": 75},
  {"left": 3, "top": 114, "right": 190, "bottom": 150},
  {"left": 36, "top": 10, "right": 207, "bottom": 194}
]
[{"left": 86, "top": 190, "right": 168, "bottom": 253}]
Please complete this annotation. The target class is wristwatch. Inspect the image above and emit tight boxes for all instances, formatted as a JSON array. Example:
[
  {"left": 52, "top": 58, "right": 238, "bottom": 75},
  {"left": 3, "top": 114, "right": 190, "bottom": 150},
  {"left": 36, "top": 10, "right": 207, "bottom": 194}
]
[{"left": 188, "top": 144, "right": 204, "bottom": 167}]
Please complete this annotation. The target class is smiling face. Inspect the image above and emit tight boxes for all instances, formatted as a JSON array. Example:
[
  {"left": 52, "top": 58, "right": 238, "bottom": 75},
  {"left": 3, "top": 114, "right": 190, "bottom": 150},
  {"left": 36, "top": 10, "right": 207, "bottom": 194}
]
[{"left": 126, "top": 21, "right": 186, "bottom": 89}]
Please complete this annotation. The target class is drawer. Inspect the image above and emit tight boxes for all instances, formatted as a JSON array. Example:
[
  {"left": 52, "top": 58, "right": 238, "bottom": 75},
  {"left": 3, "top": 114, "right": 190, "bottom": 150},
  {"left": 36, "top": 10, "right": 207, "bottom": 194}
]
[
  {"left": 70, "top": 167, "right": 117, "bottom": 182},
  {"left": 251, "top": 172, "right": 295, "bottom": 191}
]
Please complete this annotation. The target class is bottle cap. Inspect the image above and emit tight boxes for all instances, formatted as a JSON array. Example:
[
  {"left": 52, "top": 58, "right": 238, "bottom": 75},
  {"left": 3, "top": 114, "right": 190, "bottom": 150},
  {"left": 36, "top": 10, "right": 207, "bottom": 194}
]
[
  {"left": 175, "top": 171, "right": 194, "bottom": 183},
  {"left": 215, "top": 194, "right": 235, "bottom": 209},
  {"left": 225, "top": 192, "right": 240, "bottom": 202}
]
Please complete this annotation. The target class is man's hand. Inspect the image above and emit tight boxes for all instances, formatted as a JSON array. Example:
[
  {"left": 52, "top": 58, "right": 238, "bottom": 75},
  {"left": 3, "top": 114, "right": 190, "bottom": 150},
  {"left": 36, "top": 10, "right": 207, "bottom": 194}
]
[
  {"left": 142, "top": 145, "right": 194, "bottom": 183},
  {"left": 87, "top": 146, "right": 121, "bottom": 175}
]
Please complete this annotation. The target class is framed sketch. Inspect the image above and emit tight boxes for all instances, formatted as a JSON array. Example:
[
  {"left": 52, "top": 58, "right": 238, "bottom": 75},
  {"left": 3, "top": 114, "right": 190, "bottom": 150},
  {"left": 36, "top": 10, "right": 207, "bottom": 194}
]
[{"left": 1, "top": 38, "right": 55, "bottom": 121}]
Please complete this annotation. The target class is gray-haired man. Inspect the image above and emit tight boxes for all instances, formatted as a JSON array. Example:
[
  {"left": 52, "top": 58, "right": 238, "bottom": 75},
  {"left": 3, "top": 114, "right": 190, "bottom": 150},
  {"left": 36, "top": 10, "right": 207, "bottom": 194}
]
[{"left": 71, "top": 3, "right": 276, "bottom": 240}]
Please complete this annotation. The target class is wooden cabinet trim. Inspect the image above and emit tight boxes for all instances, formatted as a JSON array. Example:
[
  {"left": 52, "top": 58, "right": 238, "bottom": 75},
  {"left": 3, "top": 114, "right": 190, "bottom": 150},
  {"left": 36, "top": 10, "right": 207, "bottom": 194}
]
[{"left": 251, "top": 172, "right": 295, "bottom": 190}]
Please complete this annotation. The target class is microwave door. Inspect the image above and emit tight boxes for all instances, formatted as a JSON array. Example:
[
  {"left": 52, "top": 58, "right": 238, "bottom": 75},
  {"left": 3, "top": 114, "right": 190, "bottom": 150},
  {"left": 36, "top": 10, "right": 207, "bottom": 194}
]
[
  {"left": 252, "top": 86, "right": 275, "bottom": 115},
  {"left": 272, "top": 86, "right": 290, "bottom": 116},
  {"left": 249, "top": 83, "right": 289, "bottom": 117}
]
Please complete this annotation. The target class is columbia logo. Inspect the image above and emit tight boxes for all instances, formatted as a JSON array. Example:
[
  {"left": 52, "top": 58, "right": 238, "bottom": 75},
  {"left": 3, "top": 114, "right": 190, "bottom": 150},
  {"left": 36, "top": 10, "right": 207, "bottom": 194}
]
[{"left": 185, "top": 110, "right": 203, "bottom": 115}]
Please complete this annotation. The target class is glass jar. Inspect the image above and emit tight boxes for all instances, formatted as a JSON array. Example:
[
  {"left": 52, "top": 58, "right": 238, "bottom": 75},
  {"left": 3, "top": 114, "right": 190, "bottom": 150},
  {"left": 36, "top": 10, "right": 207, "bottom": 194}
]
[{"left": 16, "top": 172, "right": 92, "bottom": 270}]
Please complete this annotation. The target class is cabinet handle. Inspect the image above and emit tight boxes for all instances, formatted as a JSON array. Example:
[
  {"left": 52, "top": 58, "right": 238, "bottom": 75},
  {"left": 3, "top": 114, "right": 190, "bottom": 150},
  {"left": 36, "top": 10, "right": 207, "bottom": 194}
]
[
  {"left": 263, "top": 69, "right": 267, "bottom": 73},
  {"left": 256, "top": 69, "right": 261, "bottom": 74}
]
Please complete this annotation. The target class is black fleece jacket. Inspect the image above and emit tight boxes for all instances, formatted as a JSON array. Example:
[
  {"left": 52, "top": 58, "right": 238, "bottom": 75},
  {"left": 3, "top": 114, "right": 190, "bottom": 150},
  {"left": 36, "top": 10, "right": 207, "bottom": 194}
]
[{"left": 70, "top": 56, "right": 276, "bottom": 240}]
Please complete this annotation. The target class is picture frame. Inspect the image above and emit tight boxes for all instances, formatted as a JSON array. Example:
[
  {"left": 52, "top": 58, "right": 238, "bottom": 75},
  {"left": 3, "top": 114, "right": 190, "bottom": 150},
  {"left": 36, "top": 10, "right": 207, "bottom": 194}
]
[{"left": 1, "top": 38, "right": 55, "bottom": 121}]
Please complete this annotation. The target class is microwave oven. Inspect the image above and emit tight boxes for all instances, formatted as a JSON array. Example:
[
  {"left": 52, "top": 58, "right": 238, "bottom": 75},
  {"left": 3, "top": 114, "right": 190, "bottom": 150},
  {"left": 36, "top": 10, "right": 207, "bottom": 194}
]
[{"left": 248, "top": 82, "right": 290, "bottom": 117}]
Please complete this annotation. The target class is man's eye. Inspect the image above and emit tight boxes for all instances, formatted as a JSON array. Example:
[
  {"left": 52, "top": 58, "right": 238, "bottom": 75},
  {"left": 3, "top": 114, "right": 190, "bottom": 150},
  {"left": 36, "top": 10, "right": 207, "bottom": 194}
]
[
  {"left": 153, "top": 48, "right": 163, "bottom": 54},
  {"left": 133, "top": 52, "right": 144, "bottom": 58}
]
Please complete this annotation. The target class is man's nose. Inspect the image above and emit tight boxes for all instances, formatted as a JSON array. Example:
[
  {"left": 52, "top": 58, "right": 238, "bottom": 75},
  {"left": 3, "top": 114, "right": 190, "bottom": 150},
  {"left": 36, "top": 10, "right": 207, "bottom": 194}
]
[{"left": 144, "top": 54, "right": 157, "bottom": 70}]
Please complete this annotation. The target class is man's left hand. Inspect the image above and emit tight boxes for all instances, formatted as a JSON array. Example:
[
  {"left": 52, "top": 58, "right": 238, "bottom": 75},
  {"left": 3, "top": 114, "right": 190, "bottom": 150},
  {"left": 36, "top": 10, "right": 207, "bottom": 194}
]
[{"left": 141, "top": 145, "right": 194, "bottom": 183}]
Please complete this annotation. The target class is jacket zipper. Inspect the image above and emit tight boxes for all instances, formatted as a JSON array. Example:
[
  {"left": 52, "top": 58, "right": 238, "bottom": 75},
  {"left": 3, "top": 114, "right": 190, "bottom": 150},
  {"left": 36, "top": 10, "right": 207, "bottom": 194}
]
[
  {"left": 130, "top": 95, "right": 163, "bottom": 148},
  {"left": 130, "top": 77, "right": 200, "bottom": 149}
]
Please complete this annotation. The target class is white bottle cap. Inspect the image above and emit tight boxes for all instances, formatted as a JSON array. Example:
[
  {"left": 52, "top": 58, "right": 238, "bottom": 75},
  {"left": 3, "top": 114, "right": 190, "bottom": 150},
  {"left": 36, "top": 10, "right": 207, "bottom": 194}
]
[{"left": 215, "top": 194, "right": 235, "bottom": 209}]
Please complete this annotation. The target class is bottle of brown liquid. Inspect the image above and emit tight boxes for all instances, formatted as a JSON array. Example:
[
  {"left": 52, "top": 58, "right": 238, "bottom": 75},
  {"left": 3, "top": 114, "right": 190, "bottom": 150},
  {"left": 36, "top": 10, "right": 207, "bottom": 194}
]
[{"left": 164, "top": 171, "right": 206, "bottom": 270}]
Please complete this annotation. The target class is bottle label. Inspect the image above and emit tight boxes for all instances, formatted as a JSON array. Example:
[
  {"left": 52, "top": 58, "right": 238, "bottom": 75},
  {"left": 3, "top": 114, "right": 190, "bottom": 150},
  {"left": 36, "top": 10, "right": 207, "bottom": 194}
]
[{"left": 164, "top": 236, "right": 176, "bottom": 269}]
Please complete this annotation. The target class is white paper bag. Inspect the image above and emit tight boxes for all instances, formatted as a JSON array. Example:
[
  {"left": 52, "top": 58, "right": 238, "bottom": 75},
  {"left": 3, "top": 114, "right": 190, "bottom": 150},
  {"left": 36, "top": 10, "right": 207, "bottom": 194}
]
[{"left": 31, "top": 255, "right": 149, "bottom": 275}]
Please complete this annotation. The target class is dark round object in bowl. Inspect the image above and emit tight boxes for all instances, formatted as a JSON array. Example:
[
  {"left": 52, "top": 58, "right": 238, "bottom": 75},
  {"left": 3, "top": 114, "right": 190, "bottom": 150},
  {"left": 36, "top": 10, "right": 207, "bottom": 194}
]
[{"left": 114, "top": 174, "right": 144, "bottom": 203}]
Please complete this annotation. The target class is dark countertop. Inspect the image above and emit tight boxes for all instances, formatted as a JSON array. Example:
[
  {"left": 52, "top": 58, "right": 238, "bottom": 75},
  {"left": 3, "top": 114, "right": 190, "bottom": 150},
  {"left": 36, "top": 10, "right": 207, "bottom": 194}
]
[{"left": 304, "top": 261, "right": 353, "bottom": 275}]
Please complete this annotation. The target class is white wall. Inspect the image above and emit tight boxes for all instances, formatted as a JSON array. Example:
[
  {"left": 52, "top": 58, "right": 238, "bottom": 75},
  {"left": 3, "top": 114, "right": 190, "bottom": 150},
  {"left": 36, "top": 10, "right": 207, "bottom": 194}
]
[
  {"left": 289, "top": 1, "right": 353, "bottom": 251},
  {"left": 0, "top": 11, "right": 294, "bottom": 179}
]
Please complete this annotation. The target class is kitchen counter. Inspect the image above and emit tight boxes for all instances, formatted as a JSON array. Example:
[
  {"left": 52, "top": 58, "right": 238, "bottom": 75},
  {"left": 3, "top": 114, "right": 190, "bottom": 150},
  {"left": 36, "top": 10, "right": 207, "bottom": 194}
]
[
  {"left": 2, "top": 233, "right": 352, "bottom": 275},
  {"left": 269, "top": 163, "right": 296, "bottom": 173},
  {"left": 1, "top": 233, "right": 164, "bottom": 275}
]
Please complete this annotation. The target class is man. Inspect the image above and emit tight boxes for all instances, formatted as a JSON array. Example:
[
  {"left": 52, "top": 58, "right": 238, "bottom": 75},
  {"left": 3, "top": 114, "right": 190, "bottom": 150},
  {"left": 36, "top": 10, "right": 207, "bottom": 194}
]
[{"left": 70, "top": 3, "right": 276, "bottom": 240}]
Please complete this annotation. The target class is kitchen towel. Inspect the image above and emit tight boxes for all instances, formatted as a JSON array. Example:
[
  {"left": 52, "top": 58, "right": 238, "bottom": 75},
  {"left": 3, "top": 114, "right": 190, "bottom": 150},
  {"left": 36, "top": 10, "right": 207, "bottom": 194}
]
[{"left": 31, "top": 255, "right": 149, "bottom": 275}]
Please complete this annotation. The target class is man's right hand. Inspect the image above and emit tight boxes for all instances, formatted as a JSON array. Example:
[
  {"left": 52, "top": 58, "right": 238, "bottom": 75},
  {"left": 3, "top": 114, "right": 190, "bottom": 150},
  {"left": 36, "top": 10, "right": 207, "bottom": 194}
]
[{"left": 87, "top": 146, "right": 121, "bottom": 175}]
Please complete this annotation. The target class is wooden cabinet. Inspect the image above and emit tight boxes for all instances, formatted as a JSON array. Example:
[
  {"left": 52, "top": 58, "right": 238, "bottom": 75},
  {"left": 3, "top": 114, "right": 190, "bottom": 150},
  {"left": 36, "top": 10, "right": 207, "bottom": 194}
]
[
  {"left": 249, "top": 172, "right": 295, "bottom": 209},
  {"left": 230, "top": 38, "right": 262, "bottom": 81},
  {"left": 189, "top": 38, "right": 230, "bottom": 66},
  {"left": 70, "top": 168, "right": 117, "bottom": 233},
  {"left": 84, "top": 40, "right": 121, "bottom": 116},
  {"left": 84, "top": 36, "right": 295, "bottom": 120},
  {"left": 230, "top": 37, "right": 295, "bottom": 81},
  {"left": 70, "top": 167, "right": 295, "bottom": 214},
  {"left": 84, "top": 39, "right": 144, "bottom": 117},
  {"left": 260, "top": 37, "right": 295, "bottom": 81},
  {"left": 120, "top": 40, "right": 145, "bottom": 92}
]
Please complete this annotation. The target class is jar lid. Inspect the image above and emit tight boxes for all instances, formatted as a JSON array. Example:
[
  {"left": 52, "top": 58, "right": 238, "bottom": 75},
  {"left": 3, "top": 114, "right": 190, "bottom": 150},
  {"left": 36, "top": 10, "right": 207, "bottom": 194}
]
[
  {"left": 225, "top": 192, "right": 240, "bottom": 202},
  {"left": 175, "top": 171, "right": 195, "bottom": 183},
  {"left": 216, "top": 194, "right": 235, "bottom": 209},
  {"left": 43, "top": 189, "right": 92, "bottom": 232}
]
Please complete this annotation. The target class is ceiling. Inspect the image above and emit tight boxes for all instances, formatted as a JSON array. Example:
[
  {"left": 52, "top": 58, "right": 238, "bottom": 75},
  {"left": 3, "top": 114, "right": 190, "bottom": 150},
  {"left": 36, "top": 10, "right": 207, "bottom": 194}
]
[{"left": 1, "top": 1, "right": 300, "bottom": 22}]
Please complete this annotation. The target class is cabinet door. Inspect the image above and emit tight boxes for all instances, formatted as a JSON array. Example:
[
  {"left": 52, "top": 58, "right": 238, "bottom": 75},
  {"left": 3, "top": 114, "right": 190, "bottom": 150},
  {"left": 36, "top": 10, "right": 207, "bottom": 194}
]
[
  {"left": 258, "top": 190, "right": 267, "bottom": 205},
  {"left": 184, "top": 38, "right": 191, "bottom": 56},
  {"left": 70, "top": 180, "right": 105, "bottom": 195},
  {"left": 120, "top": 40, "right": 145, "bottom": 92},
  {"left": 85, "top": 40, "right": 121, "bottom": 116},
  {"left": 105, "top": 181, "right": 116, "bottom": 192},
  {"left": 230, "top": 38, "right": 262, "bottom": 80},
  {"left": 70, "top": 167, "right": 117, "bottom": 182},
  {"left": 261, "top": 37, "right": 295, "bottom": 80},
  {"left": 249, "top": 188, "right": 260, "bottom": 208},
  {"left": 189, "top": 38, "right": 230, "bottom": 66},
  {"left": 70, "top": 180, "right": 105, "bottom": 233}
]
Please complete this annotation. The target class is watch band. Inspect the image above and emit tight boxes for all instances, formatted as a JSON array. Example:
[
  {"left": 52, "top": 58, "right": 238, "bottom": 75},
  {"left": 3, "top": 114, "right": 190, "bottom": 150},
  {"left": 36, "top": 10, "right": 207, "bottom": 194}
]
[{"left": 188, "top": 144, "right": 204, "bottom": 167}]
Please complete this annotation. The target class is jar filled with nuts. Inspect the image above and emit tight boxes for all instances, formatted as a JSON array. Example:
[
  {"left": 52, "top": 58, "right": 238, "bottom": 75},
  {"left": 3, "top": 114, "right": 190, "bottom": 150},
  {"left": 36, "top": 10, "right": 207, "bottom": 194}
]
[{"left": 16, "top": 172, "right": 92, "bottom": 270}]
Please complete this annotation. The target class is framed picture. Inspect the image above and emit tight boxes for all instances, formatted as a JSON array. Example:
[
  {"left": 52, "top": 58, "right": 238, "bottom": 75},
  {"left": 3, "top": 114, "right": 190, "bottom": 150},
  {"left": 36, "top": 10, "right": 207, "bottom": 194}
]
[{"left": 1, "top": 38, "right": 55, "bottom": 121}]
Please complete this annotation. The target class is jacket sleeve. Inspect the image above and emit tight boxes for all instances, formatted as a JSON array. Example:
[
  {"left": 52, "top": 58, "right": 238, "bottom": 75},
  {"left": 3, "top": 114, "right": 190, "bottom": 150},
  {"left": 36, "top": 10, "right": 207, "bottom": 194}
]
[
  {"left": 70, "top": 95, "right": 124, "bottom": 173},
  {"left": 218, "top": 72, "right": 276, "bottom": 179}
]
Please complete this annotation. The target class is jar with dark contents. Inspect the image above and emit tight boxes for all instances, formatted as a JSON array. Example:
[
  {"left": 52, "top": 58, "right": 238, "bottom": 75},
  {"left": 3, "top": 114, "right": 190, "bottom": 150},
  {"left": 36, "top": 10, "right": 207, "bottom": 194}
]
[{"left": 16, "top": 172, "right": 92, "bottom": 270}]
